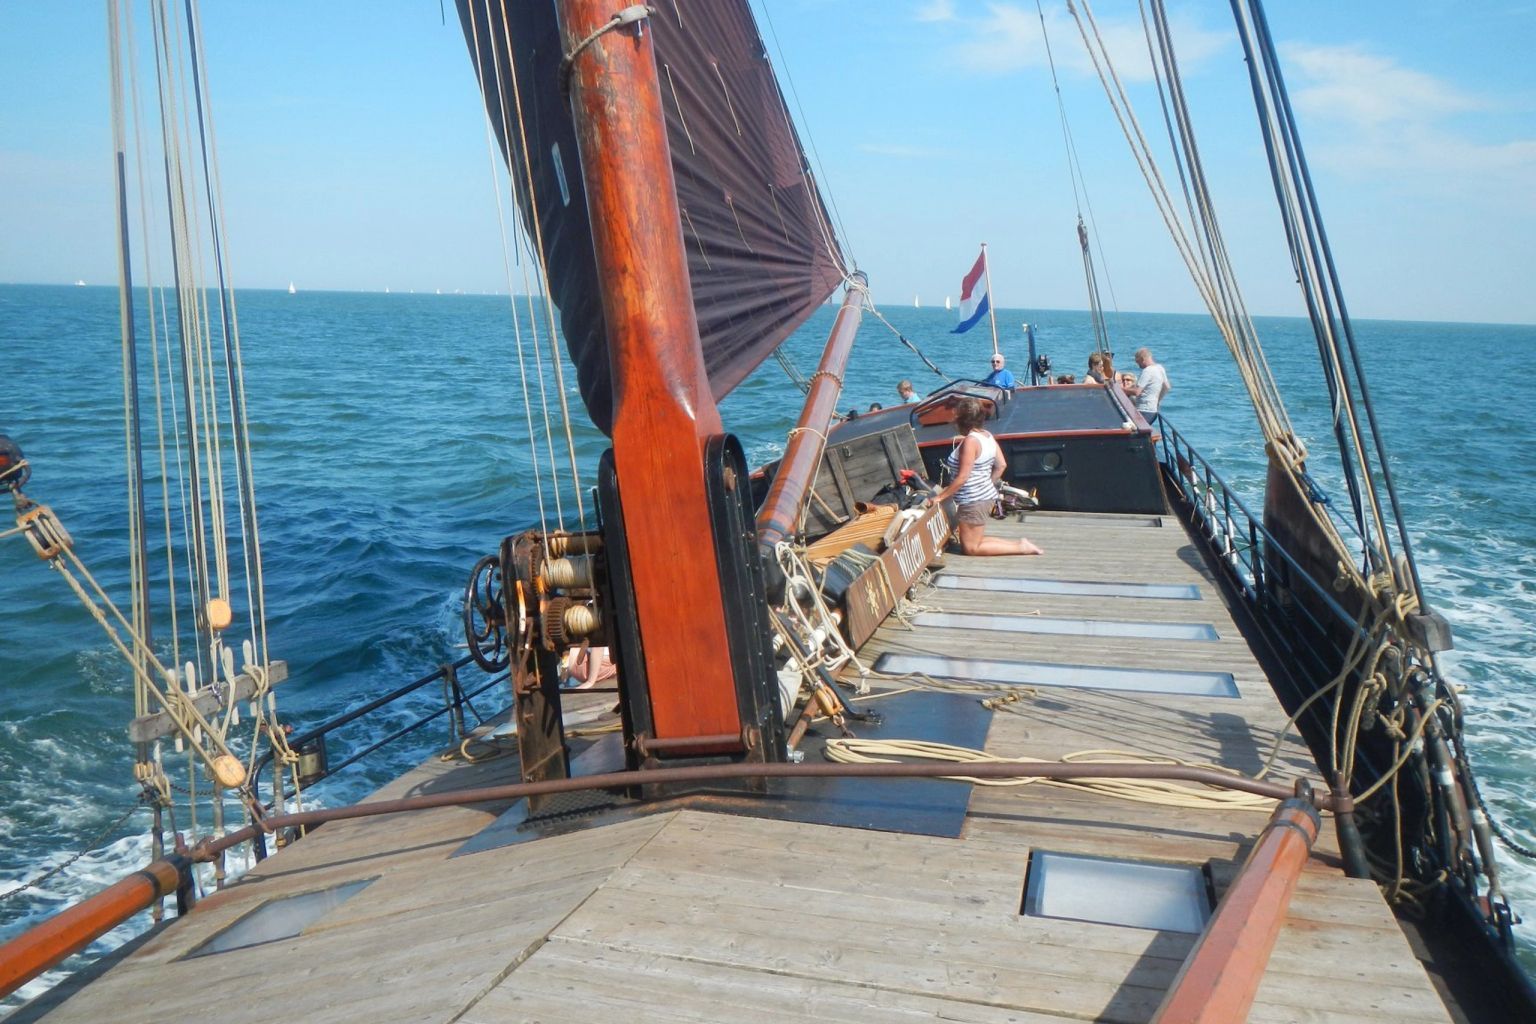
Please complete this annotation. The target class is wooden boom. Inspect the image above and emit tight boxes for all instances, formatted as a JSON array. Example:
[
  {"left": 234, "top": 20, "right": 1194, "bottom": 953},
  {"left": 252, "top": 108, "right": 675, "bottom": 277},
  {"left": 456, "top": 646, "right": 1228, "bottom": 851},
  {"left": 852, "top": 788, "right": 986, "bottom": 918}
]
[
  {"left": 0, "top": 856, "right": 190, "bottom": 1000},
  {"left": 756, "top": 273, "right": 867, "bottom": 552}
]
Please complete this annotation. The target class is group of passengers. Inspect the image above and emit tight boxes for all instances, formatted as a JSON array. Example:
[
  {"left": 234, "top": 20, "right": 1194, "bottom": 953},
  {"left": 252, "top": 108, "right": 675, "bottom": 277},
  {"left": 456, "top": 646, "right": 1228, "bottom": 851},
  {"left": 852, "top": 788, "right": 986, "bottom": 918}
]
[
  {"left": 975, "top": 348, "right": 1170, "bottom": 426},
  {"left": 921, "top": 348, "right": 1170, "bottom": 559}
]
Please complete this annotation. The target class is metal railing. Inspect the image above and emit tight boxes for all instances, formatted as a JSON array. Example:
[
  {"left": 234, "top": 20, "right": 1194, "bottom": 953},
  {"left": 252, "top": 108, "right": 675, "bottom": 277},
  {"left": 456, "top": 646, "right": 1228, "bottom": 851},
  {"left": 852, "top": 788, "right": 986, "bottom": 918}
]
[
  {"left": 1151, "top": 418, "right": 1371, "bottom": 717},
  {"left": 251, "top": 654, "right": 510, "bottom": 826}
]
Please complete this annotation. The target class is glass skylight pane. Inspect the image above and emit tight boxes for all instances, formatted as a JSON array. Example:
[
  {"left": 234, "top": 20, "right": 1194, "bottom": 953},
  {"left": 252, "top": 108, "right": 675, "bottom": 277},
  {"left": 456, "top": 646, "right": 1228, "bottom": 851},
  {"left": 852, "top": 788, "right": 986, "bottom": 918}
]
[
  {"left": 937, "top": 576, "right": 1201, "bottom": 599},
  {"left": 1024, "top": 851, "right": 1211, "bottom": 933},
  {"left": 873, "top": 652, "right": 1238, "bottom": 698},
  {"left": 913, "top": 611, "right": 1219, "bottom": 641},
  {"left": 1030, "top": 515, "right": 1163, "bottom": 527},
  {"left": 186, "top": 878, "right": 376, "bottom": 958}
]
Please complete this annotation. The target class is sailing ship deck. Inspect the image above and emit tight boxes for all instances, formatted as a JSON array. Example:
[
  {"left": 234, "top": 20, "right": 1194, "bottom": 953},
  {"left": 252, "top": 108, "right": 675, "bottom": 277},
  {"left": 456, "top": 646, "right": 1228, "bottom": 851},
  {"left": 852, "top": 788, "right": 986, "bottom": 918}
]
[{"left": 20, "top": 513, "right": 1451, "bottom": 1024}]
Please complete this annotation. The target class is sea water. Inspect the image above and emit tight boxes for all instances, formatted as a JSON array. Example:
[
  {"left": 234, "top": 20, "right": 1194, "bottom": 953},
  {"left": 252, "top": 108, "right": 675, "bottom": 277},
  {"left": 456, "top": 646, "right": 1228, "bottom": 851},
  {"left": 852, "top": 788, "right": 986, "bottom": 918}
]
[{"left": 2, "top": 284, "right": 1534, "bottom": 1009}]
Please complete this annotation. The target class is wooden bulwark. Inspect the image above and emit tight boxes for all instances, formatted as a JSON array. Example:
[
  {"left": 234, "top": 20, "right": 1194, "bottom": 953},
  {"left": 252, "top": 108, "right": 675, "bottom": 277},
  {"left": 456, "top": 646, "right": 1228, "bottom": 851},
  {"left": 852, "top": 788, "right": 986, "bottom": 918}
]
[{"left": 15, "top": 511, "right": 1453, "bottom": 1024}]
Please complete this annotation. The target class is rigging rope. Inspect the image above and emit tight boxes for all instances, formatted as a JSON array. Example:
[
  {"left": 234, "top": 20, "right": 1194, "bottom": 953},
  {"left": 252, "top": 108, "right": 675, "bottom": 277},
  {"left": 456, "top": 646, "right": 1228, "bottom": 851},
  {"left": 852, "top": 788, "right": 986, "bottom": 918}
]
[
  {"left": 466, "top": 0, "right": 554, "bottom": 540},
  {"left": 96, "top": 1, "right": 297, "bottom": 874},
  {"left": 1227, "top": 0, "right": 1425, "bottom": 602},
  {"left": 1064, "top": 0, "right": 1501, "bottom": 916},
  {"left": 864, "top": 301, "right": 948, "bottom": 379},
  {"left": 1035, "top": 0, "right": 1118, "bottom": 352}
]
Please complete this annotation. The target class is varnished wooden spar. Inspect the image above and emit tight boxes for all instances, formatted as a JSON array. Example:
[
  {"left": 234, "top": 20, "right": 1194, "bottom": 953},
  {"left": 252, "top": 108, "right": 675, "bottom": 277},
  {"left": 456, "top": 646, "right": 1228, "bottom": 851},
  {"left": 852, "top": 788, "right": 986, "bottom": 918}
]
[
  {"left": 0, "top": 855, "right": 188, "bottom": 1000},
  {"left": 1151, "top": 794, "right": 1322, "bottom": 1024},
  {"left": 557, "top": 1, "right": 741, "bottom": 743},
  {"left": 756, "top": 273, "right": 868, "bottom": 551}
]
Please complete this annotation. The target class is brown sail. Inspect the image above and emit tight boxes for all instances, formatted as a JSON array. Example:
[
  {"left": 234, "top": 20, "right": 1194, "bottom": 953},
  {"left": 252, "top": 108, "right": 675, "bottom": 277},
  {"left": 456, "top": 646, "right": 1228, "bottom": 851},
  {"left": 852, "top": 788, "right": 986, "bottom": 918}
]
[{"left": 456, "top": 0, "right": 847, "bottom": 436}]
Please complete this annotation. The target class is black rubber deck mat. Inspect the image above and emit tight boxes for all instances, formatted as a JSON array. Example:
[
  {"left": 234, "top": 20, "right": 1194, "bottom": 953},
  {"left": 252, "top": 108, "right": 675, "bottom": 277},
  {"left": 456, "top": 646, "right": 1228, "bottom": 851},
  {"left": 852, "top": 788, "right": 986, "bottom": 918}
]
[{"left": 452, "top": 689, "right": 992, "bottom": 857}]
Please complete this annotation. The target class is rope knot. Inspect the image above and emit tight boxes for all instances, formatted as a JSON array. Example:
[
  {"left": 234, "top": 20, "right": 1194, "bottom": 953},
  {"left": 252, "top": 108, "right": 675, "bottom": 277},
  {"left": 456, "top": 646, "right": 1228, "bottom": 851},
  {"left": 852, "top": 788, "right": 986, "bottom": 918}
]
[{"left": 560, "top": 5, "right": 655, "bottom": 95}]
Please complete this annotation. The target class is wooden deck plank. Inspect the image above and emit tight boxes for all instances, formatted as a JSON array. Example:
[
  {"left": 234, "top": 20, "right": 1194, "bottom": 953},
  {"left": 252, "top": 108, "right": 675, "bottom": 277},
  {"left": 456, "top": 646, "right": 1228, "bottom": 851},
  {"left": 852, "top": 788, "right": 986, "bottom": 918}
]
[{"left": 465, "top": 942, "right": 1087, "bottom": 1024}]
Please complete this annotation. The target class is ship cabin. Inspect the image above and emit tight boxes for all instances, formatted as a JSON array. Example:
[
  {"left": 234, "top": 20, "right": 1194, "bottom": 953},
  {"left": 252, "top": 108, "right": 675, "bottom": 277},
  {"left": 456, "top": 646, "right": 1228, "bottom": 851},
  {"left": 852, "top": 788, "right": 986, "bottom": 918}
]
[{"left": 822, "top": 379, "right": 1164, "bottom": 518}]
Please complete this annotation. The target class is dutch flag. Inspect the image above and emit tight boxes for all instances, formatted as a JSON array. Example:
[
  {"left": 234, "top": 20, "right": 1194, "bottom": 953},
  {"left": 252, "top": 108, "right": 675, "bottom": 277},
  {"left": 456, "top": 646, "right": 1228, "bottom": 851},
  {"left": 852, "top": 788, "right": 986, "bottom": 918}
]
[{"left": 952, "top": 249, "right": 989, "bottom": 334}]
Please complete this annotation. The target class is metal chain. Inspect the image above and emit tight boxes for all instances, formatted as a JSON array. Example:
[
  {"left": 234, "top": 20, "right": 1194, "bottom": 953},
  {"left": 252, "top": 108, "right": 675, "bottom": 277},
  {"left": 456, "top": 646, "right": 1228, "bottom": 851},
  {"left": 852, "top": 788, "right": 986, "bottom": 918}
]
[
  {"left": 1465, "top": 759, "right": 1536, "bottom": 861},
  {"left": 0, "top": 801, "right": 146, "bottom": 902}
]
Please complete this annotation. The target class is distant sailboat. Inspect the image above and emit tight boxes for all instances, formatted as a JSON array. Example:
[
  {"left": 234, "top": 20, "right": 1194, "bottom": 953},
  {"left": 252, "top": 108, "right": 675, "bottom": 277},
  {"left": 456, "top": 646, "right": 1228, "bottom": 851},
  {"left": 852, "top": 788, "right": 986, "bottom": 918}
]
[
  {"left": 74, "top": 279, "right": 86, "bottom": 286},
  {"left": 913, "top": 294, "right": 920, "bottom": 308},
  {"left": 287, "top": 281, "right": 296, "bottom": 295},
  {"left": 944, "top": 296, "right": 952, "bottom": 310}
]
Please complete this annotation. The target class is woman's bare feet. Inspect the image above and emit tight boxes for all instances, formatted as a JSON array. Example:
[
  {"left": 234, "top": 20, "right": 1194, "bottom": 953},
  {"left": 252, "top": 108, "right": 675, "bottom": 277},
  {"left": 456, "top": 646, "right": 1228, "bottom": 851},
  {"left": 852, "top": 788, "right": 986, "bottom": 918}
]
[{"left": 1017, "top": 538, "right": 1044, "bottom": 555}]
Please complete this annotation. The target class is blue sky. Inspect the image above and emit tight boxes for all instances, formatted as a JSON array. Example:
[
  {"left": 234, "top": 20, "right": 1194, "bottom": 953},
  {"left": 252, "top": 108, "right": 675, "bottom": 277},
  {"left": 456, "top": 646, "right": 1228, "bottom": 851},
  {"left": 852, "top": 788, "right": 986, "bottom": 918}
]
[{"left": 2, "top": 2, "right": 1533, "bottom": 323}]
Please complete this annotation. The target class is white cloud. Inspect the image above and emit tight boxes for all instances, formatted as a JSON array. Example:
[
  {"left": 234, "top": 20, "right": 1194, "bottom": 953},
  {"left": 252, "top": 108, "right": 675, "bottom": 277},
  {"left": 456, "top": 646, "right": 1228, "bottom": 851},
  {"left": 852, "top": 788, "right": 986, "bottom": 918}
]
[
  {"left": 1285, "top": 44, "right": 1482, "bottom": 128},
  {"left": 1282, "top": 43, "right": 1536, "bottom": 204},
  {"left": 915, "top": 0, "right": 956, "bottom": 23},
  {"left": 931, "top": 3, "right": 1228, "bottom": 82}
]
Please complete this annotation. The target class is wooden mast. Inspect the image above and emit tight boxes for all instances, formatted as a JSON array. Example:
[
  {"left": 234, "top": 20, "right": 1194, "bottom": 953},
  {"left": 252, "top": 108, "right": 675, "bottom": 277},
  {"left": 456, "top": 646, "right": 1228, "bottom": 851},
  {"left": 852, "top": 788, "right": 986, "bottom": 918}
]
[{"left": 556, "top": 1, "right": 744, "bottom": 747}]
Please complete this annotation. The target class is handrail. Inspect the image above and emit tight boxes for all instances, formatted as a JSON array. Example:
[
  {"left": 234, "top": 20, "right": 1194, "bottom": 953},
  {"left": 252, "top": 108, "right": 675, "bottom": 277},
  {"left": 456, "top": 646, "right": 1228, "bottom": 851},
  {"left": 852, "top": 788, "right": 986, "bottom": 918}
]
[
  {"left": 1155, "top": 418, "right": 1365, "bottom": 638},
  {"left": 250, "top": 655, "right": 508, "bottom": 830},
  {"left": 756, "top": 272, "right": 868, "bottom": 550},
  {"left": 0, "top": 855, "right": 192, "bottom": 1001},
  {"left": 1151, "top": 794, "right": 1322, "bottom": 1023}
]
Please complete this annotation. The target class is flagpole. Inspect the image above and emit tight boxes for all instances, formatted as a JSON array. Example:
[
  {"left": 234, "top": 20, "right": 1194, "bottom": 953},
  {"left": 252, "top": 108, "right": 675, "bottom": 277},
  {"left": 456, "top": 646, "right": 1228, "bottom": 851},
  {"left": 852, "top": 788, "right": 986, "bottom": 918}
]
[{"left": 981, "top": 242, "right": 1001, "bottom": 356}]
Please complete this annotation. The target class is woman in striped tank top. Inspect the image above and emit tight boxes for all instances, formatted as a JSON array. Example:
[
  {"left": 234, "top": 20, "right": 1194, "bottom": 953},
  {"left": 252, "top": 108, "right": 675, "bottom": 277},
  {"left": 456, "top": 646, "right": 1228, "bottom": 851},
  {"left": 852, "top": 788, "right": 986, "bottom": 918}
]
[{"left": 930, "top": 398, "right": 1044, "bottom": 556}]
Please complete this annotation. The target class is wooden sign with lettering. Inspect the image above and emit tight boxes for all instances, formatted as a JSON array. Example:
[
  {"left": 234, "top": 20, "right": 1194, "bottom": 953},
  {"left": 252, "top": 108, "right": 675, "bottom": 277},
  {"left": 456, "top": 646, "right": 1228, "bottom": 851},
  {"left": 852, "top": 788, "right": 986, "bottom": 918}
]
[{"left": 842, "top": 504, "right": 950, "bottom": 648}]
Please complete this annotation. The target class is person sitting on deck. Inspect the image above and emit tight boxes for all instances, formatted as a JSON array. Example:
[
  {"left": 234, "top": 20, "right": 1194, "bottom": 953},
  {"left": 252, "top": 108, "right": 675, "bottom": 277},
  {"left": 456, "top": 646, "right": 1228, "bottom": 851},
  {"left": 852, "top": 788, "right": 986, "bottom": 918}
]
[
  {"left": 897, "top": 379, "right": 917, "bottom": 403},
  {"left": 1055, "top": 373, "right": 1076, "bottom": 384},
  {"left": 1086, "top": 351, "right": 1108, "bottom": 384},
  {"left": 928, "top": 397, "right": 1043, "bottom": 556},
  {"left": 982, "top": 353, "right": 1015, "bottom": 388},
  {"left": 561, "top": 643, "right": 616, "bottom": 688}
]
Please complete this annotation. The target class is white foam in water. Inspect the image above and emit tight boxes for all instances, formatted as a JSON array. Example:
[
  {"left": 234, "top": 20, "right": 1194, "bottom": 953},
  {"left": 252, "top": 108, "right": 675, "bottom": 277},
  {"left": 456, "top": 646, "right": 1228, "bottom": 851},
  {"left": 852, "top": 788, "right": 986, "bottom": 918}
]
[{"left": 1412, "top": 519, "right": 1536, "bottom": 969}]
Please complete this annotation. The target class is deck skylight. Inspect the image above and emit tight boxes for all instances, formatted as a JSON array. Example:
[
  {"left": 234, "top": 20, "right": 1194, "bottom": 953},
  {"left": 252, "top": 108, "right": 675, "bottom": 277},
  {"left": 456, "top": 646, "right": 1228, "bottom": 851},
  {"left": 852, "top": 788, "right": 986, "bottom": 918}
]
[
  {"left": 1023, "top": 850, "right": 1212, "bottom": 933},
  {"left": 872, "top": 652, "right": 1239, "bottom": 698},
  {"left": 184, "top": 878, "right": 376, "bottom": 958},
  {"left": 936, "top": 576, "right": 1202, "bottom": 599},
  {"left": 912, "top": 610, "right": 1219, "bottom": 641}
]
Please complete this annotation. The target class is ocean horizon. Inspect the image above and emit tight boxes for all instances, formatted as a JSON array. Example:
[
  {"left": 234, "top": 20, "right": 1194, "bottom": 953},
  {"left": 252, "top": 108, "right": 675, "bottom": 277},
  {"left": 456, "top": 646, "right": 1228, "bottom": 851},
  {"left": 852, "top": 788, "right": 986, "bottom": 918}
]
[{"left": 9, "top": 282, "right": 1536, "bottom": 328}]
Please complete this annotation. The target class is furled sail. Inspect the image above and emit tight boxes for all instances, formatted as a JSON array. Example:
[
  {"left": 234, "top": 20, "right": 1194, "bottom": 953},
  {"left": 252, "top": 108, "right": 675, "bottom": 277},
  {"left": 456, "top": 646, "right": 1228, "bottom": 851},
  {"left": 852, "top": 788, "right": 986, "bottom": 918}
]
[{"left": 456, "top": 0, "right": 847, "bottom": 435}]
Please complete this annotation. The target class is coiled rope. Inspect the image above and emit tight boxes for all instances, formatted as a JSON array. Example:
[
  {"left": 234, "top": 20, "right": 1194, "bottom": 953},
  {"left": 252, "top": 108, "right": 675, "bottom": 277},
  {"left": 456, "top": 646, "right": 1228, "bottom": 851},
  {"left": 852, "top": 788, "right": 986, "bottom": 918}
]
[{"left": 825, "top": 739, "right": 1277, "bottom": 812}]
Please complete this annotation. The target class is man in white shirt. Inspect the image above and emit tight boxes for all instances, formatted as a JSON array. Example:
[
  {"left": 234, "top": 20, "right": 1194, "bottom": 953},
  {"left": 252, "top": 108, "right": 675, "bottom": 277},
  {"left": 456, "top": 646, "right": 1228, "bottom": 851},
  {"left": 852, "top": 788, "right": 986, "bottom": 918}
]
[{"left": 1126, "top": 347, "right": 1170, "bottom": 425}]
